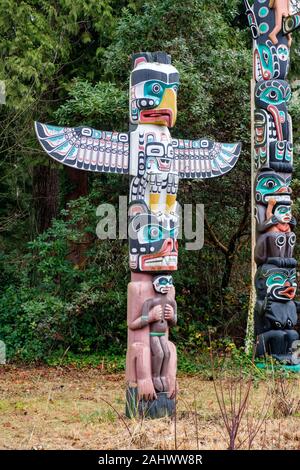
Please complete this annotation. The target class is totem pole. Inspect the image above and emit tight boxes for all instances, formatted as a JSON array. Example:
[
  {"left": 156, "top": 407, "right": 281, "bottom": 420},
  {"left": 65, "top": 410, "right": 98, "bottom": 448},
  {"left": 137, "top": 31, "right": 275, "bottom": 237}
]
[
  {"left": 244, "top": 1, "right": 300, "bottom": 365},
  {"left": 35, "top": 52, "right": 241, "bottom": 418}
]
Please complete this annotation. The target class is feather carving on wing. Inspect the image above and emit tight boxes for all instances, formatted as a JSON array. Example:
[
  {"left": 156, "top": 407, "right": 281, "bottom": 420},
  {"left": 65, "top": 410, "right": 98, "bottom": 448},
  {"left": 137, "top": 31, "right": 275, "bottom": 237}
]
[
  {"left": 172, "top": 138, "right": 241, "bottom": 179},
  {"left": 35, "top": 122, "right": 129, "bottom": 174}
]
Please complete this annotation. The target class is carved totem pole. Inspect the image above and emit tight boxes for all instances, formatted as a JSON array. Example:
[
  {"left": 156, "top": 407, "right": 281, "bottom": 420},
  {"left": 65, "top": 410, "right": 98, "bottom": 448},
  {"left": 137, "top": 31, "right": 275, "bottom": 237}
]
[
  {"left": 245, "top": 1, "right": 300, "bottom": 364},
  {"left": 35, "top": 52, "right": 241, "bottom": 417}
]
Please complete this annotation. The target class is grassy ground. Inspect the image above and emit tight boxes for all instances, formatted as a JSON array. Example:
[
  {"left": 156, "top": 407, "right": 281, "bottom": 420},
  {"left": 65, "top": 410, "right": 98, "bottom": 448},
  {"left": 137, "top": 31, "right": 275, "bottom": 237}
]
[{"left": 0, "top": 366, "right": 299, "bottom": 450}]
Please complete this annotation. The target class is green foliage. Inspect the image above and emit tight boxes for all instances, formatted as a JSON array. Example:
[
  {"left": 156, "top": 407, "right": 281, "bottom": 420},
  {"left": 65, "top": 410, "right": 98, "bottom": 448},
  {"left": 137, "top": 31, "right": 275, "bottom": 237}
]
[
  {"left": 80, "top": 409, "right": 117, "bottom": 424},
  {"left": 55, "top": 79, "right": 128, "bottom": 130},
  {"left": 2, "top": 0, "right": 298, "bottom": 363},
  {"left": 0, "top": 0, "right": 132, "bottom": 249},
  {"left": 0, "top": 192, "right": 128, "bottom": 361},
  {"left": 0, "top": 0, "right": 120, "bottom": 109},
  {"left": 47, "top": 351, "right": 126, "bottom": 372},
  {"left": 42, "top": 347, "right": 289, "bottom": 383}
]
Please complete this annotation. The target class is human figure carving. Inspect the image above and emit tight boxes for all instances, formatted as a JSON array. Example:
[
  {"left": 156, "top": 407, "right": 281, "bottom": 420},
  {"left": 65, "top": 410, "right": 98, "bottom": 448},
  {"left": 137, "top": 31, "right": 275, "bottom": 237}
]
[
  {"left": 255, "top": 196, "right": 296, "bottom": 265},
  {"left": 269, "top": 0, "right": 292, "bottom": 47},
  {"left": 126, "top": 274, "right": 177, "bottom": 399},
  {"left": 142, "top": 276, "right": 177, "bottom": 392},
  {"left": 265, "top": 197, "right": 293, "bottom": 233}
]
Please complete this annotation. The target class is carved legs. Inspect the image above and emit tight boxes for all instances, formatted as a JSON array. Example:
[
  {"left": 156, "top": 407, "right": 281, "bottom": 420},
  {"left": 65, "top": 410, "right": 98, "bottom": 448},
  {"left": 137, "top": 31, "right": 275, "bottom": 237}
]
[
  {"left": 257, "top": 329, "right": 299, "bottom": 359},
  {"left": 166, "top": 341, "right": 177, "bottom": 399},
  {"left": 159, "top": 336, "right": 171, "bottom": 392},
  {"left": 150, "top": 336, "right": 165, "bottom": 392},
  {"left": 150, "top": 335, "right": 171, "bottom": 392}
]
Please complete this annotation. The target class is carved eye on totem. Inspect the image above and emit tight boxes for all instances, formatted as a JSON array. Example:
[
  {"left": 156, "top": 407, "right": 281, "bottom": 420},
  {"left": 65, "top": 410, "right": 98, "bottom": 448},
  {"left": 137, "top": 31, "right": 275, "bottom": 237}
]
[
  {"left": 263, "top": 50, "right": 269, "bottom": 64},
  {"left": 265, "top": 179, "right": 277, "bottom": 189},
  {"left": 138, "top": 224, "right": 177, "bottom": 244},
  {"left": 147, "top": 225, "right": 162, "bottom": 241},
  {"left": 275, "top": 236, "right": 285, "bottom": 248},
  {"left": 275, "top": 321, "right": 282, "bottom": 329},
  {"left": 277, "top": 45, "right": 289, "bottom": 62},
  {"left": 266, "top": 273, "right": 286, "bottom": 288},
  {"left": 260, "top": 86, "right": 284, "bottom": 105},
  {"left": 152, "top": 83, "right": 162, "bottom": 94},
  {"left": 277, "top": 141, "right": 285, "bottom": 151},
  {"left": 287, "top": 319, "right": 293, "bottom": 328},
  {"left": 291, "top": 275, "right": 297, "bottom": 287},
  {"left": 256, "top": 174, "right": 288, "bottom": 199},
  {"left": 289, "top": 234, "right": 296, "bottom": 247},
  {"left": 160, "top": 277, "right": 171, "bottom": 286},
  {"left": 149, "top": 226, "right": 160, "bottom": 239}
]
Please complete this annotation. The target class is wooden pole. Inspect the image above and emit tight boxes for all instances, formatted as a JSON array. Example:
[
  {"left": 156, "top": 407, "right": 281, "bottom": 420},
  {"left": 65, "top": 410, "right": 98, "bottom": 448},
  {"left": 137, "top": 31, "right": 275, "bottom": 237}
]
[{"left": 245, "top": 79, "right": 256, "bottom": 354}]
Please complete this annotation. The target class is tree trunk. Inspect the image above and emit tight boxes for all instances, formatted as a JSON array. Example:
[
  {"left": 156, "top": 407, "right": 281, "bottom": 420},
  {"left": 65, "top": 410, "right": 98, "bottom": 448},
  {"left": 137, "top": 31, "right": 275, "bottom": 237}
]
[
  {"left": 32, "top": 164, "right": 59, "bottom": 233},
  {"left": 64, "top": 166, "right": 89, "bottom": 203},
  {"left": 64, "top": 166, "right": 92, "bottom": 268},
  {"left": 221, "top": 252, "right": 235, "bottom": 292}
]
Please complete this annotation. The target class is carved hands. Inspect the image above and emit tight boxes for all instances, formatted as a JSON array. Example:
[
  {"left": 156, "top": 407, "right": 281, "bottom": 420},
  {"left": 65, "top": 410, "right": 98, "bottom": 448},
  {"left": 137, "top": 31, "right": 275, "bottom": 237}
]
[
  {"left": 164, "top": 304, "right": 175, "bottom": 321},
  {"left": 148, "top": 304, "right": 175, "bottom": 323},
  {"left": 149, "top": 305, "right": 163, "bottom": 322}
]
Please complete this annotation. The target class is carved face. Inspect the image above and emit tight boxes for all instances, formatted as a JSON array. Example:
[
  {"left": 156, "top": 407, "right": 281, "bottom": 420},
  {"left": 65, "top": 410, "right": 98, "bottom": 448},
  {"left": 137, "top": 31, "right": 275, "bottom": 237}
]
[
  {"left": 255, "top": 80, "right": 291, "bottom": 142},
  {"left": 266, "top": 269, "right": 297, "bottom": 301},
  {"left": 274, "top": 205, "right": 292, "bottom": 224},
  {"left": 145, "top": 139, "right": 174, "bottom": 174},
  {"left": 255, "top": 259, "right": 297, "bottom": 302},
  {"left": 128, "top": 202, "right": 179, "bottom": 273},
  {"left": 130, "top": 55, "right": 179, "bottom": 127},
  {"left": 255, "top": 171, "right": 292, "bottom": 205},
  {"left": 254, "top": 41, "right": 290, "bottom": 81},
  {"left": 153, "top": 275, "right": 173, "bottom": 294}
]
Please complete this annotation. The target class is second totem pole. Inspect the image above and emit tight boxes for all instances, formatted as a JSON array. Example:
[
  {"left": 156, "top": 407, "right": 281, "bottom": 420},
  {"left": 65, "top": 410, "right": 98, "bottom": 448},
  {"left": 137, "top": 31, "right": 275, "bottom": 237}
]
[{"left": 245, "top": 0, "right": 300, "bottom": 365}]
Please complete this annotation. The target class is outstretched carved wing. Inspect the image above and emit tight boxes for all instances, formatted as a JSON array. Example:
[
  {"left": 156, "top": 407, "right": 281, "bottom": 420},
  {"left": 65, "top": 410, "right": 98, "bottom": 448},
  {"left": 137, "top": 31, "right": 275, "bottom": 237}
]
[
  {"left": 35, "top": 122, "right": 129, "bottom": 174},
  {"left": 172, "top": 138, "right": 241, "bottom": 179}
]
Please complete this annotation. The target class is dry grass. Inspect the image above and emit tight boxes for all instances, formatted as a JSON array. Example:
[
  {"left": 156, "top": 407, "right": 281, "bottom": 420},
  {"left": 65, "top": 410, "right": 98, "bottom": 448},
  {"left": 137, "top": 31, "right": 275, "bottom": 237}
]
[{"left": 0, "top": 366, "right": 299, "bottom": 450}]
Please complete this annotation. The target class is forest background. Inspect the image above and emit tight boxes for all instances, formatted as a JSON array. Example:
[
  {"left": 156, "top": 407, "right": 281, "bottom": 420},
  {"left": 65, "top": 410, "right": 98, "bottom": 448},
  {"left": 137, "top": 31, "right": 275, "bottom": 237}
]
[{"left": 1, "top": 0, "right": 300, "bottom": 368}]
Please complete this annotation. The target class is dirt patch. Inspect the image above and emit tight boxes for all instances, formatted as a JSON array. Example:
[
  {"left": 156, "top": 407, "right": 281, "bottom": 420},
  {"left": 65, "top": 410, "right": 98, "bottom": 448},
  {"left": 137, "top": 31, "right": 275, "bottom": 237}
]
[{"left": 0, "top": 366, "right": 299, "bottom": 450}]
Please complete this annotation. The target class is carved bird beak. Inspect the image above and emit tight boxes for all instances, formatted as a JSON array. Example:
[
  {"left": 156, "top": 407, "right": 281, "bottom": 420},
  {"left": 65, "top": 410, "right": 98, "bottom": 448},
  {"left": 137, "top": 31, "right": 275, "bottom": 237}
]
[{"left": 157, "top": 88, "right": 177, "bottom": 127}]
